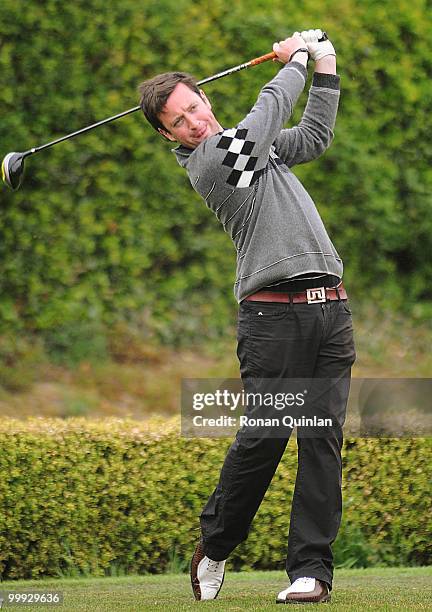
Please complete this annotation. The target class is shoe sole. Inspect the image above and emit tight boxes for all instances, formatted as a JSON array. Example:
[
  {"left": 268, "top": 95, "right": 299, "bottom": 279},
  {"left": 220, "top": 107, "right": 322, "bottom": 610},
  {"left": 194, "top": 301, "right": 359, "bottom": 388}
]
[
  {"left": 190, "top": 543, "right": 202, "bottom": 600},
  {"left": 276, "top": 594, "right": 331, "bottom": 604}
]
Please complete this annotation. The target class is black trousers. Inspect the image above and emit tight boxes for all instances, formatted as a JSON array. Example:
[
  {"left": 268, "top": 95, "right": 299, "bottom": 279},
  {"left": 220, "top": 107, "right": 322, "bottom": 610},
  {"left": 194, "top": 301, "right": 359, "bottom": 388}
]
[{"left": 200, "top": 298, "right": 356, "bottom": 589}]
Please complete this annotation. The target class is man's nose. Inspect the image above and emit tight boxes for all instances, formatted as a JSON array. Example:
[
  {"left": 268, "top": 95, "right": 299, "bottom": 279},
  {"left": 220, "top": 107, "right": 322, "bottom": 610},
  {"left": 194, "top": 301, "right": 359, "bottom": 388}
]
[{"left": 187, "top": 115, "right": 201, "bottom": 130}]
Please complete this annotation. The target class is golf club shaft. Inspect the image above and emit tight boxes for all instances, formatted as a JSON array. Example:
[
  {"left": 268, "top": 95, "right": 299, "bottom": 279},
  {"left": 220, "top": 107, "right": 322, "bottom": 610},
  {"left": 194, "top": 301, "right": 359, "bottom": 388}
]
[
  {"left": 196, "top": 51, "right": 276, "bottom": 86},
  {"left": 28, "top": 105, "right": 141, "bottom": 156},
  {"left": 27, "top": 50, "right": 281, "bottom": 157}
]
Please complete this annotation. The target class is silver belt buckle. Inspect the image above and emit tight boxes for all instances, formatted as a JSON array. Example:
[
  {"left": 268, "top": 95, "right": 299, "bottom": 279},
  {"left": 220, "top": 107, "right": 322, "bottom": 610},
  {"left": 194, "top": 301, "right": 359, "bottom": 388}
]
[{"left": 306, "top": 287, "right": 326, "bottom": 304}]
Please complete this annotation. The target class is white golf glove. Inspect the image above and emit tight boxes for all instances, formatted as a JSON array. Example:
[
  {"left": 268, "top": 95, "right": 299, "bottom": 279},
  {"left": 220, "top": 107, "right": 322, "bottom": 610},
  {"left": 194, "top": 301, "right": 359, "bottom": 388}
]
[{"left": 297, "top": 29, "right": 336, "bottom": 61}]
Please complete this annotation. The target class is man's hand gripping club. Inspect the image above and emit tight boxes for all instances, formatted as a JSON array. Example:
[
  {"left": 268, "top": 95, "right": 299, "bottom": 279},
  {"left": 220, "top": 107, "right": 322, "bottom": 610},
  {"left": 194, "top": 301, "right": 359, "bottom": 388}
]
[
  {"left": 296, "top": 29, "right": 336, "bottom": 61},
  {"left": 272, "top": 33, "right": 309, "bottom": 65}
]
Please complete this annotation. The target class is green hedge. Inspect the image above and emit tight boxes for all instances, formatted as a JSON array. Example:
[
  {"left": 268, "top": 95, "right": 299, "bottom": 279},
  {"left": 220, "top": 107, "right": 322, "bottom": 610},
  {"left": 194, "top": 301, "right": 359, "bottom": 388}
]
[
  {"left": 0, "top": 418, "right": 430, "bottom": 579},
  {"left": 1, "top": 0, "right": 432, "bottom": 349}
]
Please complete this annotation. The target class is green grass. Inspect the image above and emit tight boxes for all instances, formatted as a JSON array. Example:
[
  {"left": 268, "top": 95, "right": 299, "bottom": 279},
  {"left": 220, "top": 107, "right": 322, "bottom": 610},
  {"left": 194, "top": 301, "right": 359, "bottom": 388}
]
[{"left": 1, "top": 567, "right": 431, "bottom": 611}]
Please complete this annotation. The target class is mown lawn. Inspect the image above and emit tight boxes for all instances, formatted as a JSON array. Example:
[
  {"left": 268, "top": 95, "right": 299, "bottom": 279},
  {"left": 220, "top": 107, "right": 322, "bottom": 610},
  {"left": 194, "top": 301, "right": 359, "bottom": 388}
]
[{"left": 1, "top": 567, "right": 431, "bottom": 611}]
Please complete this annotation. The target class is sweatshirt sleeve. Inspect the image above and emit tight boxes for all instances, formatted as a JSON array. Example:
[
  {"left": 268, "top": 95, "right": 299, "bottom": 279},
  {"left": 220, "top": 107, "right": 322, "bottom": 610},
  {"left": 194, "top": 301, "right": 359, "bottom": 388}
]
[
  {"left": 198, "top": 61, "right": 308, "bottom": 189},
  {"left": 273, "top": 72, "right": 340, "bottom": 168}
]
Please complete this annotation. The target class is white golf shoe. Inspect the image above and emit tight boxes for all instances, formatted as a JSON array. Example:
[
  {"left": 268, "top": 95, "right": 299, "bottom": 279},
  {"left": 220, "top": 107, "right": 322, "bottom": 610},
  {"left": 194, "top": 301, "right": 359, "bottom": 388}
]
[
  {"left": 276, "top": 576, "right": 331, "bottom": 604},
  {"left": 190, "top": 541, "right": 226, "bottom": 600}
]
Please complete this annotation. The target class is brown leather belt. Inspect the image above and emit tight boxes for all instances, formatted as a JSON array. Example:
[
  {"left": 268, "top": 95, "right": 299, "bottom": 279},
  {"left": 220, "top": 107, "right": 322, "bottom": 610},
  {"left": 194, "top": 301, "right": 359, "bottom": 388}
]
[{"left": 245, "top": 282, "right": 347, "bottom": 304}]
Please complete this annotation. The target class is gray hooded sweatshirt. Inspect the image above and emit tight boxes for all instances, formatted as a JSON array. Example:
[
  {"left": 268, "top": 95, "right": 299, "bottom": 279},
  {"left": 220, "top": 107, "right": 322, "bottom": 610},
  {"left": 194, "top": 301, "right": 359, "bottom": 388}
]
[{"left": 174, "top": 61, "right": 343, "bottom": 302}]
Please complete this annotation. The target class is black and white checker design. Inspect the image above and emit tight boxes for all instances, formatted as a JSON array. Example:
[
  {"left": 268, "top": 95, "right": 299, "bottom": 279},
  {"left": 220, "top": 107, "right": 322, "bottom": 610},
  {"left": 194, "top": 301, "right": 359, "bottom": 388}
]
[{"left": 216, "top": 128, "right": 263, "bottom": 188}]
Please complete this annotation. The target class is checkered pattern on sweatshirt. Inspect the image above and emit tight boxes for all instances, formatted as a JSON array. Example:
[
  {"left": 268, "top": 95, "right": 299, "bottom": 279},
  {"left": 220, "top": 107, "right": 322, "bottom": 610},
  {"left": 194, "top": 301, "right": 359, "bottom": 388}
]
[{"left": 216, "top": 127, "right": 283, "bottom": 188}]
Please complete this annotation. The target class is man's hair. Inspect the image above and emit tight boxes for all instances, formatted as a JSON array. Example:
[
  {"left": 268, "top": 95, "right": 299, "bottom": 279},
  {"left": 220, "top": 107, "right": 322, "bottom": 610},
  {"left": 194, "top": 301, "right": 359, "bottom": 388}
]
[{"left": 138, "top": 72, "right": 201, "bottom": 133}]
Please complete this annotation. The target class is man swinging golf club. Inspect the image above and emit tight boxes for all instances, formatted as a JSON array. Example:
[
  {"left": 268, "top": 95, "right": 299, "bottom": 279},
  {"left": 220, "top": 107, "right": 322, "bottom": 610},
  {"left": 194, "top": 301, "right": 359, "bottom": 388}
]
[{"left": 139, "top": 29, "right": 356, "bottom": 604}]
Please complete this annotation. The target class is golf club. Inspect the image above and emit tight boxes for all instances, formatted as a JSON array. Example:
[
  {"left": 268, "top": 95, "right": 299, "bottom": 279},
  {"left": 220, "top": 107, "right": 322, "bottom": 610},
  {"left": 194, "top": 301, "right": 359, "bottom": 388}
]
[{"left": 2, "top": 34, "right": 327, "bottom": 191}]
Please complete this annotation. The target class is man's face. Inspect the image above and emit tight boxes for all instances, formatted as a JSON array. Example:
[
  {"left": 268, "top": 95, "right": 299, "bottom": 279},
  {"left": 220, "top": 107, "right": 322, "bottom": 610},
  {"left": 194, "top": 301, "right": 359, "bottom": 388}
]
[{"left": 158, "top": 83, "right": 222, "bottom": 149}]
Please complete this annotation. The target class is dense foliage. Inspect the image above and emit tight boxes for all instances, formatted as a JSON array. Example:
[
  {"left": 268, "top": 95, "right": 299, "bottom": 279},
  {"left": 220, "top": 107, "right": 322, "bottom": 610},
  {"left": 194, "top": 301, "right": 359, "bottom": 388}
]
[
  {"left": 1, "top": 0, "right": 432, "bottom": 349},
  {"left": 0, "top": 418, "right": 430, "bottom": 579}
]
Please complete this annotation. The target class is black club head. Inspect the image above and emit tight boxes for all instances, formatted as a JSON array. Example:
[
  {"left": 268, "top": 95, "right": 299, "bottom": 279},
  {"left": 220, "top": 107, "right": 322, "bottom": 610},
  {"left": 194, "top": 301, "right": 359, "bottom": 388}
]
[{"left": 2, "top": 151, "right": 27, "bottom": 191}]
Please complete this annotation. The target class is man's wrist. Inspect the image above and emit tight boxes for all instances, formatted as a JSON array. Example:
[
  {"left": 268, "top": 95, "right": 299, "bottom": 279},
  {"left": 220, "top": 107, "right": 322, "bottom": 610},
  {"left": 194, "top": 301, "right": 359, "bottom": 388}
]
[
  {"left": 314, "top": 55, "right": 336, "bottom": 74},
  {"left": 289, "top": 48, "right": 309, "bottom": 62}
]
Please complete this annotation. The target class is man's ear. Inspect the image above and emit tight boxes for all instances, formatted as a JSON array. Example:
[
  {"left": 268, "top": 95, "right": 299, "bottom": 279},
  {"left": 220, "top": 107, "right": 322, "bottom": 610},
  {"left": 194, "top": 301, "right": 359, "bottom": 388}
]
[
  {"left": 158, "top": 127, "right": 176, "bottom": 142},
  {"left": 200, "top": 89, "right": 212, "bottom": 109}
]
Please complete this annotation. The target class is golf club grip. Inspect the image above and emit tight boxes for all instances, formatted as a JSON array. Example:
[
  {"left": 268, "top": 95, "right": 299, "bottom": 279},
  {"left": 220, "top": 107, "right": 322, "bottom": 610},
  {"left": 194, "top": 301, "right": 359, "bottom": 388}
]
[
  {"left": 249, "top": 32, "right": 328, "bottom": 66},
  {"left": 249, "top": 52, "right": 277, "bottom": 66}
]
